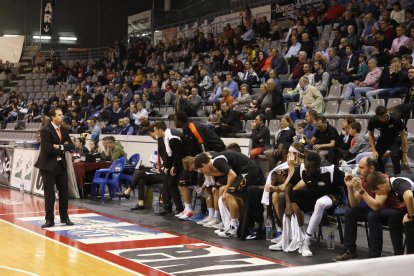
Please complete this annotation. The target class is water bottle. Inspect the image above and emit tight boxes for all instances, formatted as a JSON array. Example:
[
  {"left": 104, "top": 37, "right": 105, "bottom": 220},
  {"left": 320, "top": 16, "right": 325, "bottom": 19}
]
[
  {"left": 265, "top": 218, "right": 273, "bottom": 241},
  {"left": 327, "top": 226, "right": 335, "bottom": 250},
  {"left": 152, "top": 194, "right": 160, "bottom": 214},
  {"left": 20, "top": 182, "right": 24, "bottom": 196}
]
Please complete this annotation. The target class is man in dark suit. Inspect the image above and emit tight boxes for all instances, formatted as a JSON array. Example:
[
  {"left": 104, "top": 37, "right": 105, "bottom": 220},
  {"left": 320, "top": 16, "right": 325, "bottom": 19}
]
[
  {"left": 335, "top": 45, "right": 359, "bottom": 84},
  {"left": 215, "top": 102, "right": 243, "bottom": 137},
  {"left": 35, "top": 108, "right": 74, "bottom": 228}
]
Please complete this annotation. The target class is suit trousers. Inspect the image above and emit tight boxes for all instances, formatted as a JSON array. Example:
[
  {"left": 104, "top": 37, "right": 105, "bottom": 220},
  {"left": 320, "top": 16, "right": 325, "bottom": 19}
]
[
  {"left": 40, "top": 161, "right": 69, "bottom": 221},
  {"left": 163, "top": 173, "right": 184, "bottom": 212}
]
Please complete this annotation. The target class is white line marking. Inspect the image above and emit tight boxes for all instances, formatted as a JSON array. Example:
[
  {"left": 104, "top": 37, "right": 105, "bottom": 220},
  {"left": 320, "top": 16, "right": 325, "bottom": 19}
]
[
  {"left": 0, "top": 219, "right": 142, "bottom": 276},
  {"left": 0, "top": 208, "right": 87, "bottom": 216},
  {"left": 0, "top": 266, "right": 39, "bottom": 276}
]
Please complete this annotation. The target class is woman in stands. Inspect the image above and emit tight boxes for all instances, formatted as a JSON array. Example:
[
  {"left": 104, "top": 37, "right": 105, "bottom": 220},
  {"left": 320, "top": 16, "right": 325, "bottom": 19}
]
[
  {"left": 74, "top": 137, "right": 89, "bottom": 156},
  {"left": 264, "top": 116, "right": 296, "bottom": 169}
]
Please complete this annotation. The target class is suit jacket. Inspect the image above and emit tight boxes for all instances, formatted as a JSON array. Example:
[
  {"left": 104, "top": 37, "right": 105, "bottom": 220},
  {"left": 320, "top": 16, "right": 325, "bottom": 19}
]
[
  {"left": 340, "top": 55, "right": 359, "bottom": 74},
  {"left": 35, "top": 122, "right": 74, "bottom": 171}
]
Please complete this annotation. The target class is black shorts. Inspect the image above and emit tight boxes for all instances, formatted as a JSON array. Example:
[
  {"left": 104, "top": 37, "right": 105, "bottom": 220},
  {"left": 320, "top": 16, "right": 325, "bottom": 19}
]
[
  {"left": 227, "top": 172, "right": 265, "bottom": 199},
  {"left": 291, "top": 189, "right": 339, "bottom": 213}
]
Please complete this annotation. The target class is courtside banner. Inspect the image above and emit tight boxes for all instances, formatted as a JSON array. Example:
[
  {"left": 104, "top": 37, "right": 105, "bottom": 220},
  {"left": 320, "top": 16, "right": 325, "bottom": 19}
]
[
  {"left": 128, "top": 10, "right": 151, "bottom": 34},
  {"left": 10, "top": 148, "right": 36, "bottom": 192},
  {"left": 66, "top": 152, "right": 80, "bottom": 199},
  {"left": 0, "top": 146, "right": 14, "bottom": 186}
]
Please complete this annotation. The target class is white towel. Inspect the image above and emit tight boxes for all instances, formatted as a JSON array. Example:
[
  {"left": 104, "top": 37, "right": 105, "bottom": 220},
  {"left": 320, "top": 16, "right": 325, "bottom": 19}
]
[
  {"left": 281, "top": 214, "right": 305, "bottom": 252},
  {"left": 163, "top": 129, "right": 181, "bottom": 157},
  {"left": 218, "top": 196, "right": 231, "bottom": 230},
  {"left": 261, "top": 162, "right": 289, "bottom": 205}
]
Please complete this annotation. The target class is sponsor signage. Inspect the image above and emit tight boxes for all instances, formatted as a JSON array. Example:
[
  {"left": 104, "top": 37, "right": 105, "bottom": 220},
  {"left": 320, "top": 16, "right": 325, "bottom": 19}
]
[
  {"left": 0, "top": 146, "right": 13, "bottom": 186},
  {"left": 128, "top": 10, "right": 152, "bottom": 34},
  {"left": 109, "top": 243, "right": 283, "bottom": 275},
  {"left": 10, "top": 148, "right": 36, "bottom": 192},
  {"left": 19, "top": 213, "right": 177, "bottom": 244}
]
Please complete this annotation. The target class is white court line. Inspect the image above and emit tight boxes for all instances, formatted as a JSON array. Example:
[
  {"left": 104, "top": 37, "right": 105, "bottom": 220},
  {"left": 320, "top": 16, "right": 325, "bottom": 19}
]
[
  {"left": 0, "top": 218, "right": 143, "bottom": 276},
  {"left": 0, "top": 266, "right": 39, "bottom": 276},
  {"left": 0, "top": 208, "right": 87, "bottom": 216}
]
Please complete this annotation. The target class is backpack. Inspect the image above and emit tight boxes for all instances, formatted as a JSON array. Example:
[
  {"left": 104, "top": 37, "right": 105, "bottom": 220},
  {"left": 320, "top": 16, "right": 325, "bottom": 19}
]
[{"left": 349, "top": 97, "right": 366, "bottom": 114}]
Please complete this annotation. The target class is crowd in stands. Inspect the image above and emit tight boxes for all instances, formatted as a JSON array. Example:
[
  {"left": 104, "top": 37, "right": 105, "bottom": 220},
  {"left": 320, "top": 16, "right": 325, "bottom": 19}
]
[{"left": 1, "top": 0, "right": 414, "bottom": 262}]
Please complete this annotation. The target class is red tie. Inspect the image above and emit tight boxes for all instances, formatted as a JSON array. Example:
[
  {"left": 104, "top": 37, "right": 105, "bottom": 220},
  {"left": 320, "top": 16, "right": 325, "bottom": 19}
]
[
  {"left": 56, "top": 127, "right": 62, "bottom": 143},
  {"left": 157, "top": 152, "right": 161, "bottom": 171}
]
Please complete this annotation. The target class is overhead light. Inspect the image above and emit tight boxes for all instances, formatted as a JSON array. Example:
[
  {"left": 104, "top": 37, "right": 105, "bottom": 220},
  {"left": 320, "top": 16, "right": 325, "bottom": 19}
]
[
  {"left": 33, "top": 35, "right": 51, "bottom": 40},
  {"left": 59, "top": 36, "right": 77, "bottom": 41},
  {"left": 3, "top": 34, "right": 20, "bottom": 37}
]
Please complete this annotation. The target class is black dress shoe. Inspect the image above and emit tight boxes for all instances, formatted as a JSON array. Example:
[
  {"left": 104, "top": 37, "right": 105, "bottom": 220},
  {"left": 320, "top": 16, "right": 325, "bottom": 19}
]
[
  {"left": 41, "top": 221, "right": 55, "bottom": 228},
  {"left": 158, "top": 210, "right": 173, "bottom": 216},
  {"left": 61, "top": 219, "right": 75, "bottom": 226},
  {"left": 116, "top": 192, "right": 130, "bottom": 199},
  {"left": 130, "top": 204, "right": 145, "bottom": 211}
]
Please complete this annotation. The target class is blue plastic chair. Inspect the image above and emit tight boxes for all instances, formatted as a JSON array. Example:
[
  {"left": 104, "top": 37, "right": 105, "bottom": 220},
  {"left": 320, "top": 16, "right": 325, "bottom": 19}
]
[
  {"left": 119, "top": 154, "right": 141, "bottom": 186},
  {"left": 91, "top": 157, "right": 126, "bottom": 203}
]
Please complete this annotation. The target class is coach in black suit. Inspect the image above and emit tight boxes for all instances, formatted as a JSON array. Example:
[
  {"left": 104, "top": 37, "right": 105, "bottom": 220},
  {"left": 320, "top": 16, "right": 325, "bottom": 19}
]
[{"left": 35, "top": 108, "right": 75, "bottom": 228}]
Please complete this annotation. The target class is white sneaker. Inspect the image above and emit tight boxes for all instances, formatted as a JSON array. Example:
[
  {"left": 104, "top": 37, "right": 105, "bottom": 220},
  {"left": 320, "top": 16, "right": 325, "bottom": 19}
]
[
  {"left": 197, "top": 216, "right": 213, "bottom": 225},
  {"left": 217, "top": 226, "right": 237, "bottom": 238},
  {"left": 212, "top": 221, "right": 224, "bottom": 229},
  {"left": 175, "top": 211, "right": 184, "bottom": 218},
  {"left": 269, "top": 241, "right": 283, "bottom": 251},
  {"left": 214, "top": 228, "right": 225, "bottom": 234},
  {"left": 204, "top": 218, "right": 221, "bottom": 228},
  {"left": 178, "top": 211, "right": 193, "bottom": 220},
  {"left": 301, "top": 244, "right": 313, "bottom": 257},
  {"left": 270, "top": 233, "right": 283, "bottom": 244}
]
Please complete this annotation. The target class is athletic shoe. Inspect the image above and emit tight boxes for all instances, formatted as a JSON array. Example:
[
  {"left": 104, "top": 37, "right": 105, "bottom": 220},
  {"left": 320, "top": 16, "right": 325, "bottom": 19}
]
[
  {"left": 197, "top": 216, "right": 213, "bottom": 225},
  {"left": 300, "top": 244, "right": 313, "bottom": 257},
  {"left": 214, "top": 228, "right": 225, "bottom": 234},
  {"left": 178, "top": 211, "right": 193, "bottom": 220},
  {"left": 212, "top": 221, "right": 224, "bottom": 230},
  {"left": 189, "top": 212, "right": 205, "bottom": 222},
  {"left": 270, "top": 231, "right": 283, "bottom": 244},
  {"left": 333, "top": 250, "right": 358, "bottom": 262},
  {"left": 204, "top": 218, "right": 221, "bottom": 228},
  {"left": 269, "top": 241, "right": 283, "bottom": 251},
  {"left": 175, "top": 211, "right": 184, "bottom": 218},
  {"left": 217, "top": 226, "right": 237, "bottom": 238}
]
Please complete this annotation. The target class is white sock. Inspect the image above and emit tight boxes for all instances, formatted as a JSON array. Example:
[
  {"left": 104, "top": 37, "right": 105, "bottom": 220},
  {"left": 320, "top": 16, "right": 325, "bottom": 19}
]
[
  {"left": 230, "top": 218, "right": 239, "bottom": 228},
  {"left": 208, "top": 208, "right": 214, "bottom": 218},
  {"left": 184, "top": 203, "right": 193, "bottom": 212},
  {"left": 214, "top": 210, "right": 221, "bottom": 220}
]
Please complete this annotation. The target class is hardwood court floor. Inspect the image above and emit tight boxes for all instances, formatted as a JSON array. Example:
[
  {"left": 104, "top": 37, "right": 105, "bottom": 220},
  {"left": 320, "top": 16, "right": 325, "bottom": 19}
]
[{"left": 0, "top": 187, "right": 291, "bottom": 275}]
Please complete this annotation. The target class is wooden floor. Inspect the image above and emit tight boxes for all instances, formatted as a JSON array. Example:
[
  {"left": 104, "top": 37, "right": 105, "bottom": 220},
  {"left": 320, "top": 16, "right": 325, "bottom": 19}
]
[
  {"left": 0, "top": 187, "right": 290, "bottom": 275},
  {"left": 0, "top": 219, "right": 136, "bottom": 276}
]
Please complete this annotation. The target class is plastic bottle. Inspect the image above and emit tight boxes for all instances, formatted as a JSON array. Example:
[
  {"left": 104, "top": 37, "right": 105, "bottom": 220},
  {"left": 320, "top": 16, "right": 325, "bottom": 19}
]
[
  {"left": 265, "top": 218, "right": 273, "bottom": 241},
  {"left": 327, "top": 226, "right": 335, "bottom": 250},
  {"left": 20, "top": 182, "right": 24, "bottom": 196},
  {"left": 152, "top": 194, "right": 160, "bottom": 214}
]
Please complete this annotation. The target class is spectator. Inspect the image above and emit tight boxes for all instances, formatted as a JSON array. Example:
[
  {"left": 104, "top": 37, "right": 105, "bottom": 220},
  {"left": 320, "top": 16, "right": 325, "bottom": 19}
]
[
  {"left": 101, "top": 136, "right": 127, "bottom": 161},
  {"left": 188, "top": 87, "right": 203, "bottom": 117},
  {"left": 206, "top": 75, "right": 223, "bottom": 105},
  {"left": 234, "top": 84, "right": 252, "bottom": 114},
  {"left": 281, "top": 51, "right": 307, "bottom": 91},
  {"left": 326, "top": 47, "right": 342, "bottom": 82},
  {"left": 249, "top": 114, "right": 270, "bottom": 159},
  {"left": 271, "top": 48, "right": 288, "bottom": 76},
  {"left": 87, "top": 119, "right": 101, "bottom": 141},
  {"left": 290, "top": 76, "right": 323, "bottom": 122},
  {"left": 387, "top": 25, "right": 411, "bottom": 56},
  {"left": 313, "top": 60, "right": 330, "bottom": 96},
  {"left": 224, "top": 74, "right": 239, "bottom": 99},
  {"left": 300, "top": 33, "right": 314, "bottom": 59},
  {"left": 285, "top": 35, "right": 302, "bottom": 59},
  {"left": 215, "top": 102, "right": 242, "bottom": 137},
  {"left": 342, "top": 58, "right": 382, "bottom": 99},
  {"left": 89, "top": 140, "right": 103, "bottom": 155},
  {"left": 264, "top": 115, "right": 295, "bottom": 168},
  {"left": 310, "top": 115, "right": 339, "bottom": 161},
  {"left": 74, "top": 137, "right": 89, "bottom": 156},
  {"left": 390, "top": 2, "right": 405, "bottom": 24},
  {"left": 198, "top": 68, "right": 213, "bottom": 92},
  {"left": 102, "top": 101, "right": 125, "bottom": 134}
]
